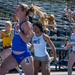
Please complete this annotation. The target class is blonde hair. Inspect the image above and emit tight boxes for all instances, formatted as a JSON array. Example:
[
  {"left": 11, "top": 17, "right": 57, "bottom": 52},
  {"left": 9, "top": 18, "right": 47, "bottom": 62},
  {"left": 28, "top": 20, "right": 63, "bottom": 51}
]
[
  {"left": 18, "top": 3, "right": 45, "bottom": 18},
  {"left": 5, "top": 21, "right": 12, "bottom": 28},
  {"left": 29, "top": 4, "right": 45, "bottom": 17}
]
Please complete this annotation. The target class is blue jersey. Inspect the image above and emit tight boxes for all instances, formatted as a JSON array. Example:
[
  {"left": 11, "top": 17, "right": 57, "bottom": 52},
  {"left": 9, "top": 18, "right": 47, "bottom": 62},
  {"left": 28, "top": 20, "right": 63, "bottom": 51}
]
[{"left": 12, "top": 20, "right": 29, "bottom": 52}]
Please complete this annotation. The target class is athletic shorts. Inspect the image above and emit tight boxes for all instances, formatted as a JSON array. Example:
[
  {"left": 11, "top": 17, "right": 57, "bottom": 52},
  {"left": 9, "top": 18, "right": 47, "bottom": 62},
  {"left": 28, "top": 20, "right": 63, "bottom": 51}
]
[
  {"left": 34, "top": 55, "right": 50, "bottom": 62},
  {"left": 12, "top": 51, "right": 32, "bottom": 64}
]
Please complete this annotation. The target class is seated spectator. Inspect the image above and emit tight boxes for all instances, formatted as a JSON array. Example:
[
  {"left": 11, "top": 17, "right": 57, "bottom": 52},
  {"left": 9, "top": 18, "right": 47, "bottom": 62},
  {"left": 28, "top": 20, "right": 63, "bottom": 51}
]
[{"left": 47, "top": 14, "right": 56, "bottom": 30}]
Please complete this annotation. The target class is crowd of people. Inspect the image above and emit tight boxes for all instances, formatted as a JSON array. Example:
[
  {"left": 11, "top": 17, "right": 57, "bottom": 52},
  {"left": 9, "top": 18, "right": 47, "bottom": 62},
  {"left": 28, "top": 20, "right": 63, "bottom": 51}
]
[{"left": 0, "top": 2, "right": 75, "bottom": 75}]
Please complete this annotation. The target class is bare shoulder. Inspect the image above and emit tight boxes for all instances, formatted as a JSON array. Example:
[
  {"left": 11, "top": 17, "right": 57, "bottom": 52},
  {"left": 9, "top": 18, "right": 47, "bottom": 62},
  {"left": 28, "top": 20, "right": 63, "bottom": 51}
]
[
  {"left": 21, "top": 21, "right": 33, "bottom": 37},
  {"left": 43, "top": 33, "right": 50, "bottom": 38},
  {"left": 22, "top": 21, "right": 32, "bottom": 29},
  {"left": 43, "top": 33, "right": 50, "bottom": 41}
]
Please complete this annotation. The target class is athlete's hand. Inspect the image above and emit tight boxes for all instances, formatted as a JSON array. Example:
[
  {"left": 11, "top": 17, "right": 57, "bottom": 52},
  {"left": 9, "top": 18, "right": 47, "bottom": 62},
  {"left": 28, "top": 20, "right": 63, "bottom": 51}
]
[
  {"left": 54, "top": 57, "right": 58, "bottom": 64},
  {"left": 14, "top": 22, "right": 20, "bottom": 33},
  {"left": 50, "top": 57, "right": 57, "bottom": 64}
]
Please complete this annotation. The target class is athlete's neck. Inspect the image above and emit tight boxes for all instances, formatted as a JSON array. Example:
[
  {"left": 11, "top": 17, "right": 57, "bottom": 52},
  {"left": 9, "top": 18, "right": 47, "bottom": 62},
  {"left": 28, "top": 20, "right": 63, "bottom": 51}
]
[
  {"left": 19, "top": 17, "right": 28, "bottom": 23},
  {"left": 36, "top": 32, "right": 42, "bottom": 37},
  {"left": 6, "top": 29, "right": 11, "bottom": 33}
]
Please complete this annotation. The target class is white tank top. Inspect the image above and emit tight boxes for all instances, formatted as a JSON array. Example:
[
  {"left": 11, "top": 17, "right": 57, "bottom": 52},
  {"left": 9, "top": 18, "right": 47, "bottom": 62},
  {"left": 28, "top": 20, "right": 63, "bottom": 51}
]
[
  {"left": 32, "top": 33, "right": 48, "bottom": 57},
  {"left": 71, "top": 33, "right": 75, "bottom": 51}
]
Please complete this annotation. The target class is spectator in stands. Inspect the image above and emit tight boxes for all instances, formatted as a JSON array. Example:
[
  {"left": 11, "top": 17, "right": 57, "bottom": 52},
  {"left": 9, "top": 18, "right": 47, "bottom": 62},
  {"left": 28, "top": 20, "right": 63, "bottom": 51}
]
[
  {"left": 47, "top": 14, "right": 65, "bottom": 39},
  {"left": 61, "top": 4, "right": 73, "bottom": 22},
  {"left": 0, "top": 3, "right": 34, "bottom": 75},
  {"left": 64, "top": 24, "right": 75, "bottom": 75},
  {"left": 30, "top": 22, "right": 57, "bottom": 75},
  {"left": 47, "top": 14, "right": 56, "bottom": 30}
]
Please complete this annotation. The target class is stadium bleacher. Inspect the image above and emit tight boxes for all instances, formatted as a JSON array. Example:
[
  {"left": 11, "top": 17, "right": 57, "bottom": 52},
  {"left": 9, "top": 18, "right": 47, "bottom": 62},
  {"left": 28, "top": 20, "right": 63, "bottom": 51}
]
[{"left": 0, "top": 0, "right": 75, "bottom": 71}]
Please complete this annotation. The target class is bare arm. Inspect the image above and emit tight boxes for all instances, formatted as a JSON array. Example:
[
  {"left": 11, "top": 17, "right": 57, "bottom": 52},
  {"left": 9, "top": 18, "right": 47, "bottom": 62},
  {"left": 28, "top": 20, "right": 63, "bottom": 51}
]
[
  {"left": 15, "top": 22, "right": 33, "bottom": 43},
  {"left": 64, "top": 41, "right": 75, "bottom": 50},
  {"left": 43, "top": 34, "right": 57, "bottom": 60}
]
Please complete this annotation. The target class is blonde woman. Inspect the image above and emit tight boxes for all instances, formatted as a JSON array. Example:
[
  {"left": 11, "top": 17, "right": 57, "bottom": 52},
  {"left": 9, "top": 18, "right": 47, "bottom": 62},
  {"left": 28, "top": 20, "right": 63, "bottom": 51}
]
[{"left": 0, "top": 21, "right": 13, "bottom": 61}]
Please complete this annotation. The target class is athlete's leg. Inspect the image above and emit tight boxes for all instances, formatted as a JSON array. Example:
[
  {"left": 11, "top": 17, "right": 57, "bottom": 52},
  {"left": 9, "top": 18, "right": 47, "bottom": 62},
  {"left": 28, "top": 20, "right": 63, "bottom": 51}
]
[
  {"left": 68, "top": 52, "right": 75, "bottom": 75},
  {"left": 0, "top": 48, "right": 21, "bottom": 74},
  {"left": 21, "top": 56, "right": 34, "bottom": 75},
  {"left": 0, "top": 54, "right": 18, "bottom": 75},
  {"left": 34, "top": 60, "right": 41, "bottom": 75},
  {"left": 41, "top": 61, "right": 50, "bottom": 75},
  {"left": 0, "top": 48, "right": 11, "bottom": 61}
]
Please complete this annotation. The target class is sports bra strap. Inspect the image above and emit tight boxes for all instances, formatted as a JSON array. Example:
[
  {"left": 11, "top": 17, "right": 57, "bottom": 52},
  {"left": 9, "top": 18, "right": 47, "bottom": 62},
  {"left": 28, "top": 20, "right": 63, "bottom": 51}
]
[
  {"left": 19, "top": 20, "right": 28, "bottom": 26},
  {"left": 19, "top": 20, "right": 28, "bottom": 34}
]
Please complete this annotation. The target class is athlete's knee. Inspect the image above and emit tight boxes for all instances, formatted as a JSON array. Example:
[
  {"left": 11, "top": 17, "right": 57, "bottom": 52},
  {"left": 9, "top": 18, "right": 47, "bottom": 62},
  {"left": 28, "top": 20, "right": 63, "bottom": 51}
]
[{"left": 45, "top": 64, "right": 50, "bottom": 71}]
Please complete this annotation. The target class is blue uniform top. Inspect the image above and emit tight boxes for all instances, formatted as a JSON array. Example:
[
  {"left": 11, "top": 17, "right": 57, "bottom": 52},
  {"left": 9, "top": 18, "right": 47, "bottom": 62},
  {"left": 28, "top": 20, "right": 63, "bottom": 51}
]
[{"left": 12, "top": 20, "right": 30, "bottom": 52}]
